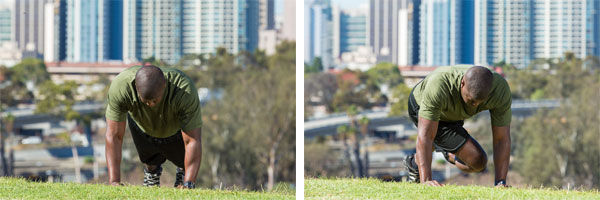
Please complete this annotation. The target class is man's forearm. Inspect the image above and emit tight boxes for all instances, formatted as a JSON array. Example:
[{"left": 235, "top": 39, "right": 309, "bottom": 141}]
[
  {"left": 492, "top": 125, "right": 511, "bottom": 183},
  {"left": 493, "top": 137, "right": 510, "bottom": 181},
  {"left": 105, "top": 133, "right": 123, "bottom": 183},
  {"left": 416, "top": 135, "right": 434, "bottom": 181},
  {"left": 184, "top": 139, "right": 202, "bottom": 182}
]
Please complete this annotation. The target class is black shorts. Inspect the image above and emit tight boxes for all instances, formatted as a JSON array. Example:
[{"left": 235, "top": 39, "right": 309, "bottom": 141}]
[
  {"left": 128, "top": 116, "right": 185, "bottom": 168},
  {"left": 408, "top": 88, "right": 469, "bottom": 153}
]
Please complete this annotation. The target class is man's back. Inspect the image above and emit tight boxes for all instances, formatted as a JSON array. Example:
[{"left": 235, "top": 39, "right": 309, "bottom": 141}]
[{"left": 412, "top": 65, "right": 512, "bottom": 126}]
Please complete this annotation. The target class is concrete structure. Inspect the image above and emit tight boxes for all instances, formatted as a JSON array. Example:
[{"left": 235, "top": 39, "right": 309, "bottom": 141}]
[
  {"left": 259, "top": 0, "right": 275, "bottom": 30},
  {"left": 474, "top": 0, "right": 599, "bottom": 68},
  {"left": 397, "top": 0, "right": 420, "bottom": 66},
  {"left": 419, "top": 0, "right": 474, "bottom": 66},
  {"left": 0, "top": 41, "right": 22, "bottom": 67},
  {"left": 13, "top": 0, "right": 52, "bottom": 59},
  {"left": 369, "top": 0, "right": 400, "bottom": 64},
  {"left": 332, "top": 6, "right": 367, "bottom": 60},
  {"left": 305, "top": 0, "right": 332, "bottom": 68},
  {"left": 337, "top": 46, "right": 377, "bottom": 71},
  {"left": 45, "top": 62, "right": 139, "bottom": 84},
  {"left": 397, "top": 65, "right": 437, "bottom": 87},
  {"left": 259, "top": 29, "right": 279, "bottom": 55},
  {"left": 0, "top": 5, "right": 11, "bottom": 42},
  {"left": 280, "top": 0, "right": 295, "bottom": 41}
]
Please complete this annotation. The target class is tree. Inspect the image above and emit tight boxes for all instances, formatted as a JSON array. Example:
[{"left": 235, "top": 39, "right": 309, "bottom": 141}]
[
  {"left": 337, "top": 125, "right": 356, "bottom": 177},
  {"left": 389, "top": 84, "right": 412, "bottom": 116},
  {"left": 365, "top": 62, "right": 404, "bottom": 89},
  {"left": 0, "top": 58, "right": 49, "bottom": 108},
  {"left": 346, "top": 105, "right": 364, "bottom": 177},
  {"left": 358, "top": 116, "right": 370, "bottom": 177},
  {"left": 305, "top": 57, "right": 323, "bottom": 74},
  {"left": 304, "top": 73, "right": 338, "bottom": 115},
  {"left": 513, "top": 53, "right": 600, "bottom": 189}
]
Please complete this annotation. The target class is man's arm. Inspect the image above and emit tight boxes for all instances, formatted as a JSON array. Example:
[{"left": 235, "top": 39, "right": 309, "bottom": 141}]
[
  {"left": 105, "top": 119, "right": 126, "bottom": 185},
  {"left": 491, "top": 125, "right": 511, "bottom": 186},
  {"left": 181, "top": 127, "right": 202, "bottom": 185},
  {"left": 416, "top": 116, "right": 442, "bottom": 186}
]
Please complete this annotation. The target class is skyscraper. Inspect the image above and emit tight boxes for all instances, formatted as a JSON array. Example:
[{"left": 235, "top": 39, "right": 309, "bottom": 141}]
[
  {"left": 125, "top": 0, "right": 259, "bottom": 64},
  {"left": 474, "top": 0, "right": 599, "bottom": 68},
  {"left": 259, "top": 0, "right": 275, "bottom": 30},
  {"left": 369, "top": 0, "right": 400, "bottom": 64},
  {"left": 332, "top": 6, "right": 367, "bottom": 60},
  {"left": 13, "top": 0, "right": 52, "bottom": 58},
  {"left": 64, "top": 0, "right": 121, "bottom": 62},
  {"left": 397, "top": 0, "right": 420, "bottom": 66},
  {"left": 419, "top": 0, "right": 473, "bottom": 66},
  {"left": 305, "top": 0, "right": 332, "bottom": 68},
  {"left": 0, "top": 6, "right": 11, "bottom": 42},
  {"left": 280, "top": 0, "right": 295, "bottom": 41}
]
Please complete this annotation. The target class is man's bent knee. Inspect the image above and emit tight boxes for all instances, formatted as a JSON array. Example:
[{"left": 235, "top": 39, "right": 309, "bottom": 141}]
[{"left": 470, "top": 154, "right": 487, "bottom": 172}]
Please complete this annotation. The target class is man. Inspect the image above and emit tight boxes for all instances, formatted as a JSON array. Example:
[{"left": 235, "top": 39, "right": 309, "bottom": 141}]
[
  {"left": 105, "top": 64, "right": 202, "bottom": 189},
  {"left": 404, "top": 65, "right": 511, "bottom": 187}
]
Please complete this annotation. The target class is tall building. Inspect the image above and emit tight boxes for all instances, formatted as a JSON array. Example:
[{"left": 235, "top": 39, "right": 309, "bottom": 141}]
[
  {"left": 125, "top": 0, "right": 259, "bottom": 64},
  {"left": 280, "top": 0, "right": 295, "bottom": 41},
  {"left": 0, "top": 6, "right": 11, "bottom": 42},
  {"left": 475, "top": 0, "right": 599, "bottom": 68},
  {"left": 66, "top": 0, "right": 98, "bottom": 62},
  {"left": 305, "top": 0, "right": 332, "bottom": 68},
  {"left": 369, "top": 0, "right": 400, "bottom": 64},
  {"left": 332, "top": 6, "right": 367, "bottom": 60},
  {"left": 13, "top": 0, "right": 52, "bottom": 59},
  {"left": 397, "top": 0, "right": 420, "bottom": 65},
  {"left": 419, "top": 0, "right": 474, "bottom": 66},
  {"left": 259, "top": 0, "right": 275, "bottom": 30}
]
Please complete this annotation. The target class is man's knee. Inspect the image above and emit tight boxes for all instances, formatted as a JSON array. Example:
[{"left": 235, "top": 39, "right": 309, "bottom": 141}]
[{"left": 470, "top": 154, "right": 487, "bottom": 172}]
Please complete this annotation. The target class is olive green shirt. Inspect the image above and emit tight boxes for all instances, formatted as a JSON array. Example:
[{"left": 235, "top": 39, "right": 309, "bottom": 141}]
[
  {"left": 105, "top": 66, "right": 203, "bottom": 138},
  {"left": 413, "top": 65, "right": 512, "bottom": 127}
]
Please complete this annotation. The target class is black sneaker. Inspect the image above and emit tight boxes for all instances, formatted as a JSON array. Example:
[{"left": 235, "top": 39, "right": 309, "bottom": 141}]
[
  {"left": 143, "top": 166, "right": 162, "bottom": 186},
  {"left": 404, "top": 154, "right": 420, "bottom": 183},
  {"left": 174, "top": 167, "right": 185, "bottom": 187}
]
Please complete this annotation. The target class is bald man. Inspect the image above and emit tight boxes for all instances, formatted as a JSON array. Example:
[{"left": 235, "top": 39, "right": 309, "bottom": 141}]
[
  {"left": 404, "top": 65, "right": 512, "bottom": 187},
  {"left": 105, "top": 64, "right": 202, "bottom": 189}
]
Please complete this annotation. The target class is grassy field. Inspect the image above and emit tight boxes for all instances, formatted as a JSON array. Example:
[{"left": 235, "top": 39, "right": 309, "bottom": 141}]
[
  {"left": 305, "top": 178, "right": 600, "bottom": 200},
  {"left": 0, "top": 177, "right": 294, "bottom": 199}
]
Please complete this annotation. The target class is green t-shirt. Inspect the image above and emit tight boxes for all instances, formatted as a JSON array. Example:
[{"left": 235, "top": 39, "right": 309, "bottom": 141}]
[
  {"left": 105, "top": 66, "right": 203, "bottom": 138},
  {"left": 412, "top": 65, "right": 512, "bottom": 127}
]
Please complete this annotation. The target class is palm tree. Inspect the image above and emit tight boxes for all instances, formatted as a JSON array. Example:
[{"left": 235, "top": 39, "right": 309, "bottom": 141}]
[
  {"left": 346, "top": 106, "right": 364, "bottom": 177},
  {"left": 359, "top": 116, "right": 370, "bottom": 177},
  {"left": 337, "top": 125, "right": 355, "bottom": 177}
]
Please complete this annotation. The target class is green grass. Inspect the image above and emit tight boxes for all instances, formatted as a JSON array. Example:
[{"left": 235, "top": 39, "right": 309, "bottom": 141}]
[
  {"left": 0, "top": 177, "right": 294, "bottom": 199},
  {"left": 305, "top": 178, "right": 600, "bottom": 200}
]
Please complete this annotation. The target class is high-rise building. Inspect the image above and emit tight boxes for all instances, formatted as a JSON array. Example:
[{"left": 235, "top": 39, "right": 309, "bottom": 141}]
[
  {"left": 259, "top": 0, "right": 275, "bottom": 30},
  {"left": 475, "top": 0, "right": 599, "bottom": 68},
  {"left": 419, "top": 0, "right": 474, "bottom": 66},
  {"left": 397, "top": 0, "right": 420, "bottom": 65},
  {"left": 280, "top": 0, "right": 295, "bottom": 41},
  {"left": 0, "top": 6, "right": 11, "bottom": 42},
  {"left": 125, "top": 0, "right": 259, "bottom": 64},
  {"left": 305, "top": 0, "right": 332, "bottom": 68},
  {"left": 332, "top": 6, "right": 367, "bottom": 60},
  {"left": 369, "top": 0, "right": 400, "bottom": 64},
  {"left": 64, "top": 0, "right": 121, "bottom": 62},
  {"left": 43, "top": 0, "right": 67, "bottom": 62},
  {"left": 13, "top": 0, "right": 52, "bottom": 59}
]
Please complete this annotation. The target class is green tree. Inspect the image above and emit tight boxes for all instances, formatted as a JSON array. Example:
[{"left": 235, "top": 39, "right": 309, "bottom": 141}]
[
  {"left": 365, "top": 62, "right": 404, "bottom": 88},
  {"left": 305, "top": 57, "right": 323, "bottom": 74},
  {"left": 389, "top": 84, "right": 412, "bottom": 116},
  {"left": 337, "top": 125, "right": 355, "bottom": 177}
]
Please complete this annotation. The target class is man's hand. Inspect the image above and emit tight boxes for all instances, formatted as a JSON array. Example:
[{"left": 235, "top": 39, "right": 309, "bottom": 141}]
[
  {"left": 181, "top": 128, "right": 202, "bottom": 183},
  {"left": 416, "top": 117, "right": 439, "bottom": 183},
  {"left": 422, "top": 180, "right": 443, "bottom": 186},
  {"left": 110, "top": 182, "right": 125, "bottom": 186},
  {"left": 105, "top": 119, "right": 126, "bottom": 185}
]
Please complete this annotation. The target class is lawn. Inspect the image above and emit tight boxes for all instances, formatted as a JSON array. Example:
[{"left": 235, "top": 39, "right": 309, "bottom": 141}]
[
  {"left": 305, "top": 178, "right": 600, "bottom": 200},
  {"left": 0, "top": 177, "right": 294, "bottom": 199}
]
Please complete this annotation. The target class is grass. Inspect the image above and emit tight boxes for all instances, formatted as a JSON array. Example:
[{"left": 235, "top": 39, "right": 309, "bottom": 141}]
[
  {"left": 305, "top": 178, "right": 600, "bottom": 200},
  {"left": 0, "top": 177, "right": 294, "bottom": 199}
]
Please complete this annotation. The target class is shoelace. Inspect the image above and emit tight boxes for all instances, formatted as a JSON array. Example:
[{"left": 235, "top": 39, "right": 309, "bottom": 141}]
[
  {"left": 174, "top": 168, "right": 185, "bottom": 187},
  {"left": 143, "top": 168, "right": 162, "bottom": 186}
]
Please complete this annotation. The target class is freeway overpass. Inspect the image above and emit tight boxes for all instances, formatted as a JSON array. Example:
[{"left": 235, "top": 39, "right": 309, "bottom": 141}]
[{"left": 304, "top": 99, "right": 561, "bottom": 138}]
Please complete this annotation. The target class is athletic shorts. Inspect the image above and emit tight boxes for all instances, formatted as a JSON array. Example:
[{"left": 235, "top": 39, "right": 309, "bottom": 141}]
[
  {"left": 408, "top": 88, "right": 469, "bottom": 153},
  {"left": 128, "top": 115, "right": 185, "bottom": 168}
]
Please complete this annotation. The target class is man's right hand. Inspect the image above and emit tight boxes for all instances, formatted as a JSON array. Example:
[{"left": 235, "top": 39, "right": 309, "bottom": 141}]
[
  {"left": 422, "top": 180, "right": 443, "bottom": 186},
  {"left": 105, "top": 119, "right": 126, "bottom": 185},
  {"left": 110, "top": 182, "right": 124, "bottom": 186}
]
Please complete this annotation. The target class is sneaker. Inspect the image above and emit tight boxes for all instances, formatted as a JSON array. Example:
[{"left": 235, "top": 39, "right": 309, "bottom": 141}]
[
  {"left": 143, "top": 166, "right": 162, "bottom": 186},
  {"left": 404, "top": 154, "right": 420, "bottom": 183},
  {"left": 174, "top": 167, "right": 185, "bottom": 187}
]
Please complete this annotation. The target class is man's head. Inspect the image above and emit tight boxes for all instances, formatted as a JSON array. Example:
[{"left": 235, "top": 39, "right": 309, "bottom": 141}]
[
  {"left": 135, "top": 64, "right": 166, "bottom": 107},
  {"left": 460, "top": 66, "right": 493, "bottom": 107}
]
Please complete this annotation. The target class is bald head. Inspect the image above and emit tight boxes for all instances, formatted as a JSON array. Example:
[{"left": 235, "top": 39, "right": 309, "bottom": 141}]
[
  {"left": 135, "top": 65, "right": 166, "bottom": 103},
  {"left": 463, "top": 66, "right": 493, "bottom": 101}
]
